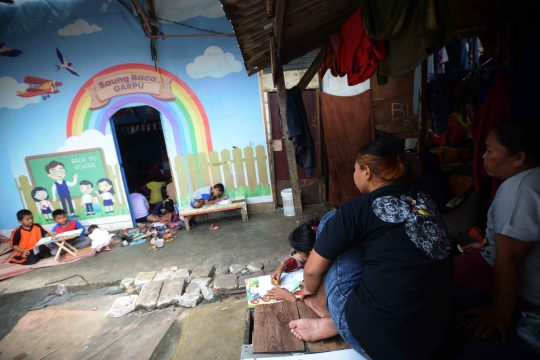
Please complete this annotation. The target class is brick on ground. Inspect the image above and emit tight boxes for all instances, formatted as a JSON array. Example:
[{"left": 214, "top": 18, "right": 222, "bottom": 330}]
[
  {"left": 191, "top": 264, "right": 215, "bottom": 278},
  {"left": 171, "top": 268, "right": 190, "bottom": 280},
  {"left": 157, "top": 279, "right": 185, "bottom": 308},
  {"left": 134, "top": 271, "right": 157, "bottom": 286},
  {"left": 214, "top": 275, "right": 239, "bottom": 290},
  {"left": 247, "top": 262, "right": 264, "bottom": 272},
  {"left": 214, "top": 266, "right": 229, "bottom": 275},
  {"left": 136, "top": 280, "right": 163, "bottom": 311},
  {"left": 229, "top": 264, "right": 246, "bottom": 275},
  {"left": 108, "top": 295, "right": 138, "bottom": 318}
]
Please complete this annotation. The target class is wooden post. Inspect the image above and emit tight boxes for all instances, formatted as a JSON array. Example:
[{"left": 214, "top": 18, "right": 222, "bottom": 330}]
[
  {"left": 297, "top": 47, "right": 326, "bottom": 93},
  {"left": 274, "top": 52, "right": 303, "bottom": 225},
  {"left": 274, "top": 0, "right": 287, "bottom": 56},
  {"left": 418, "top": 59, "right": 428, "bottom": 152}
]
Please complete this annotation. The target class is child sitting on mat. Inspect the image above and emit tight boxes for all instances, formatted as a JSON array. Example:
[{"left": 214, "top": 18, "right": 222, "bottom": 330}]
[
  {"left": 190, "top": 183, "right": 226, "bottom": 208},
  {"left": 9, "top": 209, "right": 53, "bottom": 265},
  {"left": 50, "top": 209, "right": 91, "bottom": 256},
  {"left": 267, "top": 211, "right": 336, "bottom": 303},
  {"left": 87, "top": 224, "right": 113, "bottom": 257}
]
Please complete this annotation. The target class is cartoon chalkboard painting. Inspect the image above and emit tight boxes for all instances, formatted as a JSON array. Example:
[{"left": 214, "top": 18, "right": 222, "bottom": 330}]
[
  {"left": 45, "top": 160, "right": 78, "bottom": 217},
  {"left": 96, "top": 178, "right": 115, "bottom": 213},
  {"left": 79, "top": 180, "right": 95, "bottom": 215},
  {"left": 31, "top": 187, "right": 53, "bottom": 221}
]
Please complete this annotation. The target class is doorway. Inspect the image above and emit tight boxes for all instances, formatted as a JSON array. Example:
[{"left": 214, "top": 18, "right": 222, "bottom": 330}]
[
  {"left": 109, "top": 106, "right": 173, "bottom": 213},
  {"left": 268, "top": 90, "right": 326, "bottom": 206}
]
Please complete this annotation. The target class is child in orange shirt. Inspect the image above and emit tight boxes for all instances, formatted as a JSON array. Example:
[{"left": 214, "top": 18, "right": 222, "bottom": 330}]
[{"left": 10, "top": 209, "right": 53, "bottom": 265}]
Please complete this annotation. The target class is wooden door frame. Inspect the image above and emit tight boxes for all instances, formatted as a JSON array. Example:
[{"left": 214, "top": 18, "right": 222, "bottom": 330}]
[{"left": 260, "top": 79, "right": 326, "bottom": 209}]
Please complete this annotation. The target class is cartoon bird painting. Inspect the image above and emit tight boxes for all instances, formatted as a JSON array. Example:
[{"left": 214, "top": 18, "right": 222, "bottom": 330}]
[
  {"left": 55, "top": 48, "right": 79, "bottom": 76},
  {"left": 0, "top": 42, "right": 23, "bottom": 57}
]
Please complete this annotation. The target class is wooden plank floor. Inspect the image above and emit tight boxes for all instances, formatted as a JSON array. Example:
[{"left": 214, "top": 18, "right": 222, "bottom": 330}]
[
  {"left": 253, "top": 302, "right": 305, "bottom": 353},
  {"left": 296, "top": 302, "right": 350, "bottom": 353}
]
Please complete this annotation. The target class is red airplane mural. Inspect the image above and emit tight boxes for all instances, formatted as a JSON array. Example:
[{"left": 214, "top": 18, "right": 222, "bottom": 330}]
[{"left": 16, "top": 76, "right": 62, "bottom": 100}]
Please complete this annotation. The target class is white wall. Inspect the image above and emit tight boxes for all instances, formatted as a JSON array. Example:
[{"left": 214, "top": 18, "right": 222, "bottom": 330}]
[{"left": 321, "top": 70, "right": 370, "bottom": 96}]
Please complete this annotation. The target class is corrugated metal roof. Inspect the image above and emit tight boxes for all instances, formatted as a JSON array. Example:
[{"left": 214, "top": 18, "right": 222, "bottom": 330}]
[
  {"left": 220, "top": 0, "right": 361, "bottom": 76},
  {"left": 262, "top": 50, "right": 318, "bottom": 74}
]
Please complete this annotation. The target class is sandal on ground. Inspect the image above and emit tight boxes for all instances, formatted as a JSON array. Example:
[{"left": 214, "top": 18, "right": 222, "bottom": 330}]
[
  {"left": 103, "top": 246, "right": 111, "bottom": 251},
  {"left": 209, "top": 224, "right": 219, "bottom": 230},
  {"left": 148, "top": 245, "right": 160, "bottom": 251},
  {"left": 165, "top": 236, "right": 176, "bottom": 243}
]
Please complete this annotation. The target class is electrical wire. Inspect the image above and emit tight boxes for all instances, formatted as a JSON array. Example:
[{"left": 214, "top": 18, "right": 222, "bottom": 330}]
[{"left": 156, "top": 16, "right": 227, "bottom": 35}]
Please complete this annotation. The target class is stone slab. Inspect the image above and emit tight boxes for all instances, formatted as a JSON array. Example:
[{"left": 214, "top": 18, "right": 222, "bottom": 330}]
[
  {"left": 171, "top": 268, "right": 190, "bottom": 280},
  {"left": 134, "top": 271, "right": 157, "bottom": 286},
  {"left": 126, "top": 284, "right": 139, "bottom": 295},
  {"left": 201, "top": 286, "right": 215, "bottom": 300},
  {"left": 153, "top": 271, "right": 173, "bottom": 282},
  {"left": 228, "top": 264, "right": 246, "bottom": 275},
  {"left": 162, "top": 266, "right": 178, "bottom": 272},
  {"left": 214, "top": 266, "right": 229, "bottom": 275},
  {"left": 108, "top": 295, "right": 138, "bottom": 318},
  {"left": 191, "top": 277, "right": 211, "bottom": 288},
  {"left": 120, "top": 278, "right": 134, "bottom": 289},
  {"left": 191, "top": 264, "right": 214, "bottom": 278},
  {"left": 213, "top": 275, "right": 239, "bottom": 290},
  {"left": 178, "top": 292, "right": 202, "bottom": 308},
  {"left": 247, "top": 262, "right": 264, "bottom": 272},
  {"left": 157, "top": 279, "right": 185, "bottom": 309},
  {"left": 184, "top": 282, "right": 201, "bottom": 295},
  {"left": 136, "top": 280, "right": 163, "bottom": 311}
]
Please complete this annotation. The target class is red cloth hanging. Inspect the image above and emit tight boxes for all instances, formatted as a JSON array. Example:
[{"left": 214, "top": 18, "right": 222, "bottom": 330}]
[{"left": 320, "top": 7, "right": 387, "bottom": 85}]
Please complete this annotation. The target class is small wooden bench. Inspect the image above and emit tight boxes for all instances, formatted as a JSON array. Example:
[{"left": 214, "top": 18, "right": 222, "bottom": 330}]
[{"left": 178, "top": 196, "right": 248, "bottom": 231}]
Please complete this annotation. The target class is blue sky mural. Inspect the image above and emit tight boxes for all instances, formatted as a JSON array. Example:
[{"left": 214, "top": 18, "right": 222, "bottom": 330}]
[{"left": 0, "top": 0, "right": 269, "bottom": 230}]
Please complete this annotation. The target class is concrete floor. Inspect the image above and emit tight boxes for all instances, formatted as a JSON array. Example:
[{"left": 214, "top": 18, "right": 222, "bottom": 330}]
[
  {"left": 0, "top": 206, "right": 327, "bottom": 360},
  {"left": 0, "top": 205, "right": 326, "bottom": 294}
]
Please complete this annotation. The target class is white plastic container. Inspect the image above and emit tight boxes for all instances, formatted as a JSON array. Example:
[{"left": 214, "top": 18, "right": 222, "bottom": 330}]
[{"left": 281, "top": 188, "right": 300, "bottom": 217}]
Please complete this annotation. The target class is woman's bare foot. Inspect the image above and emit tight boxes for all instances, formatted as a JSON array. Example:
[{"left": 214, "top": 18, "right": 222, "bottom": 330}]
[
  {"left": 289, "top": 318, "right": 338, "bottom": 342},
  {"left": 303, "top": 294, "right": 330, "bottom": 318}
]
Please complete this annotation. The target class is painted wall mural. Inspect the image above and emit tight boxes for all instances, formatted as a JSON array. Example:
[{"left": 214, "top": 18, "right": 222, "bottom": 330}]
[{"left": 0, "top": 0, "right": 270, "bottom": 231}]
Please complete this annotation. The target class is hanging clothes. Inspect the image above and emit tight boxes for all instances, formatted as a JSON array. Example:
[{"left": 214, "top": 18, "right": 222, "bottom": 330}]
[
  {"left": 362, "top": 0, "right": 455, "bottom": 83},
  {"left": 320, "top": 8, "right": 386, "bottom": 85},
  {"left": 320, "top": 90, "right": 375, "bottom": 206},
  {"left": 471, "top": 73, "right": 513, "bottom": 195},
  {"left": 279, "top": 86, "right": 316, "bottom": 177}
]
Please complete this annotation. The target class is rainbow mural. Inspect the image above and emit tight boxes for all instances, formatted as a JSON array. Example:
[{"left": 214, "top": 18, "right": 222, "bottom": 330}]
[{"left": 66, "top": 63, "right": 213, "bottom": 156}]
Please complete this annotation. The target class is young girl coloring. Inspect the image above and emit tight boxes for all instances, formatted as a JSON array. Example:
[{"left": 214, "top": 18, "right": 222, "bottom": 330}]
[
  {"left": 31, "top": 187, "right": 53, "bottom": 221},
  {"left": 96, "top": 178, "right": 115, "bottom": 213}
]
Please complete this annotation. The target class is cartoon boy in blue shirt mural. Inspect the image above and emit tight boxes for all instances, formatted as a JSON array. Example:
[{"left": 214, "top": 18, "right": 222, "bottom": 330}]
[{"left": 45, "top": 160, "right": 78, "bottom": 217}]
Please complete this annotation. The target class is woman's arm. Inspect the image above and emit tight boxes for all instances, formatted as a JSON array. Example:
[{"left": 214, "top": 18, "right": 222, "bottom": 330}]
[
  {"left": 467, "top": 233, "right": 534, "bottom": 342},
  {"left": 302, "top": 250, "right": 332, "bottom": 296}
]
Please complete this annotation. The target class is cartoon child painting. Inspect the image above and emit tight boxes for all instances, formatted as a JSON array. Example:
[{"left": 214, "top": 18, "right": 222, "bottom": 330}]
[
  {"left": 79, "top": 180, "right": 95, "bottom": 215},
  {"left": 31, "top": 187, "right": 53, "bottom": 221},
  {"left": 96, "top": 178, "right": 115, "bottom": 213},
  {"left": 45, "top": 160, "right": 78, "bottom": 217}
]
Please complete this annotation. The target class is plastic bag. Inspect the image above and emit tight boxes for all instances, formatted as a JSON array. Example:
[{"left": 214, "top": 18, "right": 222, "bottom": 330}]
[{"left": 55, "top": 283, "right": 67, "bottom": 296}]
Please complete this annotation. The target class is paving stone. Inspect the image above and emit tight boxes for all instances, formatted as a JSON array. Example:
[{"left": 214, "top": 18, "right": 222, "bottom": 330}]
[
  {"left": 184, "top": 282, "right": 201, "bottom": 295},
  {"left": 157, "top": 279, "right": 185, "bottom": 309},
  {"left": 247, "top": 262, "right": 264, "bottom": 272},
  {"left": 238, "top": 271, "right": 265, "bottom": 288},
  {"left": 201, "top": 286, "right": 215, "bottom": 300},
  {"left": 136, "top": 280, "right": 163, "bottom": 311},
  {"left": 108, "top": 295, "right": 138, "bottom": 318},
  {"left": 178, "top": 292, "right": 202, "bottom": 308},
  {"left": 162, "top": 266, "right": 178, "bottom": 272},
  {"left": 171, "top": 268, "right": 190, "bottom": 280},
  {"left": 229, "top": 264, "right": 246, "bottom": 275},
  {"left": 153, "top": 271, "right": 173, "bottom": 282},
  {"left": 191, "top": 264, "right": 215, "bottom": 278},
  {"left": 214, "top": 266, "right": 229, "bottom": 275},
  {"left": 264, "top": 260, "right": 282, "bottom": 272},
  {"left": 214, "top": 275, "right": 239, "bottom": 290},
  {"left": 126, "top": 284, "right": 139, "bottom": 295},
  {"left": 120, "top": 278, "right": 134, "bottom": 289},
  {"left": 134, "top": 271, "right": 157, "bottom": 286},
  {"left": 191, "top": 277, "right": 211, "bottom": 288}
]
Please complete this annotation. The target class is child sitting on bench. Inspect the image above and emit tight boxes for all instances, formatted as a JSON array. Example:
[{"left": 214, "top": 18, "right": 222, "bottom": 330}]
[{"left": 190, "top": 183, "right": 226, "bottom": 208}]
